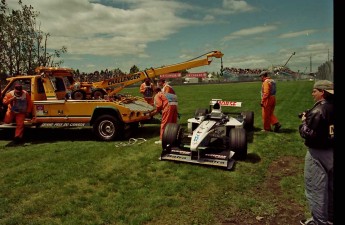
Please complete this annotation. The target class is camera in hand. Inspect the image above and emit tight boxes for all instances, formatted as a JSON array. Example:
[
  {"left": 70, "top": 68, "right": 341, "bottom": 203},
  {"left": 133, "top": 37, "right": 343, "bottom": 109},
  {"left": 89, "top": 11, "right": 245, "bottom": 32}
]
[{"left": 298, "top": 109, "right": 309, "bottom": 119}]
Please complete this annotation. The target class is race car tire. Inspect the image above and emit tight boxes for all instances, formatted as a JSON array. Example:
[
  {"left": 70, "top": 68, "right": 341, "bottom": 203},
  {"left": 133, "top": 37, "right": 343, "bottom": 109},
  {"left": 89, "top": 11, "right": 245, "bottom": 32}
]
[
  {"left": 194, "top": 108, "right": 208, "bottom": 118},
  {"left": 241, "top": 111, "right": 254, "bottom": 131},
  {"left": 71, "top": 90, "right": 86, "bottom": 100},
  {"left": 162, "top": 123, "right": 183, "bottom": 152},
  {"left": 93, "top": 115, "right": 124, "bottom": 141},
  {"left": 229, "top": 128, "right": 247, "bottom": 160}
]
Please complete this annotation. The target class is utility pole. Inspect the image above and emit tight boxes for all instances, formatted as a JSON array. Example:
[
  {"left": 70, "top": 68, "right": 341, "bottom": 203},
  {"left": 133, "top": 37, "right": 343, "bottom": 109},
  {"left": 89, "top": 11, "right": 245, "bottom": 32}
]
[
  {"left": 328, "top": 49, "right": 329, "bottom": 61},
  {"left": 283, "top": 52, "right": 296, "bottom": 67},
  {"left": 310, "top": 55, "right": 312, "bottom": 74}
]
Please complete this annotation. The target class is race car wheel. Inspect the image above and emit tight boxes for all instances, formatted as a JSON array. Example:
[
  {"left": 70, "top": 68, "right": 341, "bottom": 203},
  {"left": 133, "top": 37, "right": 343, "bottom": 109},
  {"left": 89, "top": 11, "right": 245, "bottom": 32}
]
[
  {"left": 92, "top": 89, "right": 106, "bottom": 99},
  {"left": 93, "top": 115, "right": 124, "bottom": 141},
  {"left": 162, "top": 123, "right": 183, "bottom": 152},
  {"left": 71, "top": 90, "right": 86, "bottom": 100},
  {"left": 241, "top": 111, "right": 254, "bottom": 131},
  {"left": 229, "top": 128, "right": 247, "bottom": 160},
  {"left": 194, "top": 108, "right": 208, "bottom": 118}
]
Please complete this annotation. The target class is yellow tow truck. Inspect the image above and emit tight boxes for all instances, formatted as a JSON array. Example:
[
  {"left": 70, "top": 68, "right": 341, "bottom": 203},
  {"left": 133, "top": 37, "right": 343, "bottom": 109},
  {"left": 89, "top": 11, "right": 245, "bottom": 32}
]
[{"left": 0, "top": 51, "right": 223, "bottom": 141}]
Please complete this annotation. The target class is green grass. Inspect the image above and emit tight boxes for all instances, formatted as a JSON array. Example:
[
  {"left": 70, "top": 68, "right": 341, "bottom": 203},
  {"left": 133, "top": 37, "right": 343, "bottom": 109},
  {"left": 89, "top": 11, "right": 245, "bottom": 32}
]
[{"left": 0, "top": 80, "right": 314, "bottom": 225}]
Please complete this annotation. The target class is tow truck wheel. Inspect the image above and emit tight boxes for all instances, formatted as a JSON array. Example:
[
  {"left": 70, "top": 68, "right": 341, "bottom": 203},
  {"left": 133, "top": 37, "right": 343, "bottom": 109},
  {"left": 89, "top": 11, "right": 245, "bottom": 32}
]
[
  {"left": 241, "top": 111, "right": 254, "bottom": 131},
  {"left": 229, "top": 128, "right": 247, "bottom": 160},
  {"left": 71, "top": 90, "right": 86, "bottom": 100},
  {"left": 93, "top": 115, "right": 124, "bottom": 141},
  {"left": 162, "top": 123, "right": 183, "bottom": 152},
  {"left": 92, "top": 89, "right": 105, "bottom": 99}
]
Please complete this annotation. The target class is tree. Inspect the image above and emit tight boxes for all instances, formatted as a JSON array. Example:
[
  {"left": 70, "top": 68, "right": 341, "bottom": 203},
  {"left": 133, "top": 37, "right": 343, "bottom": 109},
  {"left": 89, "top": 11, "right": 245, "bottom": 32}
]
[
  {"left": 0, "top": 0, "right": 67, "bottom": 76},
  {"left": 129, "top": 65, "right": 139, "bottom": 74}
]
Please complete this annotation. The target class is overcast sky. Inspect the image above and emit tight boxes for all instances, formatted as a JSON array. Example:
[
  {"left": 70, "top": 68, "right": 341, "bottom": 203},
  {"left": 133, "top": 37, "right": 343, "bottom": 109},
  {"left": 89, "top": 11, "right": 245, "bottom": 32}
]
[{"left": 8, "top": 0, "right": 333, "bottom": 74}]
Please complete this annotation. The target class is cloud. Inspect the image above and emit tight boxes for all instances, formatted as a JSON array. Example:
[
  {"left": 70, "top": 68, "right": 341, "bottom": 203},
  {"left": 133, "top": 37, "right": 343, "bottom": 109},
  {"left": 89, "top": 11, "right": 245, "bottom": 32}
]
[
  {"left": 278, "top": 29, "right": 316, "bottom": 38},
  {"left": 222, "top": 25, "right": 277, "bottom": 41},
  {"left": 8, "top": 0, "right": 198, "bottom": 57},
  {"left": 211, "top": 0, "right": 255, "bottom": 15}
]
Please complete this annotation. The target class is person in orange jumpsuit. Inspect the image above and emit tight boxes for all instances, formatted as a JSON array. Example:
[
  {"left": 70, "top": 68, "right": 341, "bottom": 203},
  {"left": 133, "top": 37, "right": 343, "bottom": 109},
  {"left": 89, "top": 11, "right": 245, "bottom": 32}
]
[
  {"left": 153, "top": 87, "right": 178, "bottom": 144},
  {"left": 139, "top": 78, "right": 155, "bottom": 105},
  {"left": 260, "top": 71, "right": 281, "bottom": 132},
  {"left": 2, "top": 83, "right": 33, "bottom": 143},
  {"left": 158, "top": 78, "right": 175, "bottom": 94}
]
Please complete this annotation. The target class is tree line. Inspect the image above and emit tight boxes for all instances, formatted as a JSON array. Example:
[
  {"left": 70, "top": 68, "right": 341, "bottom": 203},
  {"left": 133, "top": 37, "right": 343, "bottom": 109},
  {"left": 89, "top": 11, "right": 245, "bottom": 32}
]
[{"left": 0, "top": 0, "right": 66, "bottom": 79}]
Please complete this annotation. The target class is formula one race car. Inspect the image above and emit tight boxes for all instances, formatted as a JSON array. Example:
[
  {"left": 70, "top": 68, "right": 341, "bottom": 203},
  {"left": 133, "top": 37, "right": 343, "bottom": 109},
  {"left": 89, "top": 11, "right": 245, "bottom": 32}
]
[{"left": 159, "top": 99, "right": 254, "bottom": 170}]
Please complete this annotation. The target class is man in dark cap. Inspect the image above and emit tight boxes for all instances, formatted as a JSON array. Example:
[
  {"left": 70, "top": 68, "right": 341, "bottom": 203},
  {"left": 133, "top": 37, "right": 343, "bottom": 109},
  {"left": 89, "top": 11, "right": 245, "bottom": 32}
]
[
  {"left": 299, "top": 80, "right": 334, "bottom": 225},
  {"left": 139, "top": 78, "right": 155, "bottom": 105},
  {"left": 2, "top": 82, "right": 33, "bottom": 144},
  {"left": 259, "top": 71, "right": 281, "bottom": 132}
]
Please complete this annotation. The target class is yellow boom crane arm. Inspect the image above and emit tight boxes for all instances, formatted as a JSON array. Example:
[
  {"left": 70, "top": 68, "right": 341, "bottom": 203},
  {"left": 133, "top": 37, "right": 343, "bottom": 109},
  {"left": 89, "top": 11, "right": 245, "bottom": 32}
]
[{"left": 93, "top": 50, "right": 224, "bottom": 97}]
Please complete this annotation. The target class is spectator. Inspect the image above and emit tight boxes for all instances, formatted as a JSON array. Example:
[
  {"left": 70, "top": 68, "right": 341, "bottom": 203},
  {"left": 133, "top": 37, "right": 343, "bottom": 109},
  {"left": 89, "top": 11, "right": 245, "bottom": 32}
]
[
  {"left": 139, "top": 78, "right": 155, "bottom": 105},
  {"left": 152, "top": 87, "right": 178, "bottom": 144},
  {"left": 2, "top": 82, "right": 33, "bottom": 144},
  {"left": 299, "top": 80, "right": 334, "bottom": 225},
  {"left": 259, "top": 71, "right": 281, "bottom": 132}
]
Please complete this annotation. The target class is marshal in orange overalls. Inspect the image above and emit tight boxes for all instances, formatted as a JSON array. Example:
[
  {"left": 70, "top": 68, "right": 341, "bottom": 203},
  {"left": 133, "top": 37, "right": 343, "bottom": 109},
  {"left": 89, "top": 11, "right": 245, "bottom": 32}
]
[
  {"left": 2, "top": 84, "right": 33, "bottom": 140},
  {"left": 260, "top": 72, "right": 281, "bottom": 132},
  {"left": 153, "top": 87, "right": 178, "bottom": 141},
  {"left": 139, "top": 78, "right": 155, "bottom": 106}
]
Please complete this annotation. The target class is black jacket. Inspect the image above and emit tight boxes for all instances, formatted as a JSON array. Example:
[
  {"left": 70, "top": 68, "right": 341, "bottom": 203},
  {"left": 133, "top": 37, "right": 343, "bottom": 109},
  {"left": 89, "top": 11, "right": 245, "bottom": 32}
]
[{"left": 299, "top": 99, "right": 334, "bottom": 149}]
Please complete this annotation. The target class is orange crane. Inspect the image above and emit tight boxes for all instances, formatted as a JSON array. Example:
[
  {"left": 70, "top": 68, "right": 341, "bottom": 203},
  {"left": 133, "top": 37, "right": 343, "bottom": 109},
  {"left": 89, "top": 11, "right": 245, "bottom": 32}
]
[{"left": 69, "top": 50, "right": 224, "bottom": 100}]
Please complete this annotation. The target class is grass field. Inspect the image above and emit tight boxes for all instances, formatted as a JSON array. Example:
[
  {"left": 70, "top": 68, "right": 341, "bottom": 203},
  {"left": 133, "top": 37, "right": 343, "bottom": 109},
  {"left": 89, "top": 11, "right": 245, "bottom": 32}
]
[{"left": 0, "top": 80, "right": 315, "bottom": 225}]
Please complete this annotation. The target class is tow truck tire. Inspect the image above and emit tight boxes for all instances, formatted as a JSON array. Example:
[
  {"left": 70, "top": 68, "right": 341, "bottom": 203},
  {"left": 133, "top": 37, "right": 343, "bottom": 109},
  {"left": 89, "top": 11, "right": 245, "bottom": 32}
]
[
  {"left": 162, "top": 123, "right": 183, "bottom": 152},
  {"left": 241, "top": 111, "right": 254, "bottom": 131},
  {"left": 92, "top": 89, "right": 106, "bottom": 99},
  {"left": 71, "top": 90, "right": 86, "bottom": 100},
  {"left": 93, "top": 115, "right": 124, "bottom": 141},
  {"left": 229, "top": 128, "right": 247, "bottom": 160}
]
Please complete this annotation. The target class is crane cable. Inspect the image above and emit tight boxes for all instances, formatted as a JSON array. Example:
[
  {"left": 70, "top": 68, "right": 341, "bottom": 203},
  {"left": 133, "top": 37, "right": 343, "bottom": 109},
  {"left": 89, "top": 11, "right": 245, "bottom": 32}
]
[{"left": 186, "top": 51, "right": 224, "bottom": 76}]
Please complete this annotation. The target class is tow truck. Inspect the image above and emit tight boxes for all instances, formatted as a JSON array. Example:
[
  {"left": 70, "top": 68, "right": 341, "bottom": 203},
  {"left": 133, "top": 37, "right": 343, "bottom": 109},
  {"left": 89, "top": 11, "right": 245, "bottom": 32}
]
[{"left": 0, "top": 51, "right": 224, "bottom": 141}]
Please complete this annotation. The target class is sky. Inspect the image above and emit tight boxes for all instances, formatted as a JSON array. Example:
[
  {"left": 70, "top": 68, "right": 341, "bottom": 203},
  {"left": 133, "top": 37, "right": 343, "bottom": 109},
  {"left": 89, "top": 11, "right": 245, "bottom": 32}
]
[{"left": 7, "top": 0, "right": 333, "bottom": 74}]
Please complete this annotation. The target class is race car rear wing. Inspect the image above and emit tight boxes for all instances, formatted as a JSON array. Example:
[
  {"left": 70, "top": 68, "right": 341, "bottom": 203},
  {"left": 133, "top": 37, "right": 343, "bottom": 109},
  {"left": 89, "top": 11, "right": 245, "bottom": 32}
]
[{"left": 210, "top": 99, "right": 242, "bottom": 108}]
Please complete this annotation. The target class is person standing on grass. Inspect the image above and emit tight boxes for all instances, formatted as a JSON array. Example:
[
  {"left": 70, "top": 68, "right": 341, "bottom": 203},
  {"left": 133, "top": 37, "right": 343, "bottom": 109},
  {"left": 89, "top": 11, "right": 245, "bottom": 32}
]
[
  {"left": 2, "top": 82, "right": 33, "bottom": 144},
  {"left": 259, "top": 71, "right": 281, "bottom": 132},
  {"left": 139, "top": 78, "right": 155, "bottom": 106},
  {"left": 157, "top": 78, "right": 175, "bottom": 95},
  {"left": 152, "top": 87, "right": 178, "bottom": 144},
  {"left": 299, "top": 80, "right": 334, "bottom": 225}
]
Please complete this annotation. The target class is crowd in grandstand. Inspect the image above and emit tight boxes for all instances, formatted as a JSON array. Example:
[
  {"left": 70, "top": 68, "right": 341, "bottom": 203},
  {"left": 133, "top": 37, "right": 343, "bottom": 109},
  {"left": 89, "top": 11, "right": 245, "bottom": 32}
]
[{"left": 223, "top": 66, "right": 297, "bottom": 76}]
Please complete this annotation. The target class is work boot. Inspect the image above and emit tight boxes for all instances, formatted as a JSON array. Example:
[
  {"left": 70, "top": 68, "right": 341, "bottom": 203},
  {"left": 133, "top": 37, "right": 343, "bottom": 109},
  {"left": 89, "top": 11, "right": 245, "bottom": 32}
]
[
  {"left": 13, "top": 137, "right": 24, "bottom": 144},
  {"left": 273, "top": 123, "right": 281, "bottom": 132}
]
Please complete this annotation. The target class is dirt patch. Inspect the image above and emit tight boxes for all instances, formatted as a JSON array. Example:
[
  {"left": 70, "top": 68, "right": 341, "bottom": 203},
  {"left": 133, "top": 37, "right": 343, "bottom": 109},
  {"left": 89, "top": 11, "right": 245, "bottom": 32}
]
[{"left": 222, "top": 156, "right": 306, "bottom": 225}]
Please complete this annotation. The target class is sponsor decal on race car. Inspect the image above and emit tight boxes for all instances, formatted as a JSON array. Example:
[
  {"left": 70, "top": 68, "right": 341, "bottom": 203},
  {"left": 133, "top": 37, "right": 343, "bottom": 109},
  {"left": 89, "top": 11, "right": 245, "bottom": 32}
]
[{"left": 218, "top": 101, "right": 242, "bottom": 107}]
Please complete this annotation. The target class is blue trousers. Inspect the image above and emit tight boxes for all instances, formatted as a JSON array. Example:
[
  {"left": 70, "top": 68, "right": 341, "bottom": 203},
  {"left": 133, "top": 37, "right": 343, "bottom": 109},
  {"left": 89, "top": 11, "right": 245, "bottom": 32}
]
[{"left": 304, "top": 148, "right": 333, "bottom": 224}]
